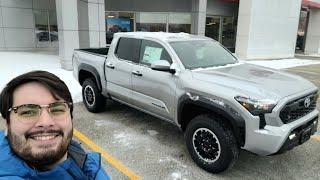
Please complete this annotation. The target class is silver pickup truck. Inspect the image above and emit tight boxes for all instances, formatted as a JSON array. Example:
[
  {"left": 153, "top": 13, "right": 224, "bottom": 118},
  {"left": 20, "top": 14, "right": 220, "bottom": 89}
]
[{"left": 73, "top": 32, "right": 319, "bottom": 173}]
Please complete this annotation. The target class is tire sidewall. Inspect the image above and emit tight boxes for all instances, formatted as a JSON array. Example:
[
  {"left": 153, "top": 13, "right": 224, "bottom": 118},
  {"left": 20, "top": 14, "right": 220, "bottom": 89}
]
[{"left": 82, "top": 78, "right": 105, "bottom": 112}]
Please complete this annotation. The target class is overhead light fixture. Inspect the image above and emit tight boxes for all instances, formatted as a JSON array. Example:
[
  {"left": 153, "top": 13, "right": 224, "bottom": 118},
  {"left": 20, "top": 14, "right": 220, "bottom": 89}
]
[{"left": 108, "top": 15, "right": 115, "bottom": 18}]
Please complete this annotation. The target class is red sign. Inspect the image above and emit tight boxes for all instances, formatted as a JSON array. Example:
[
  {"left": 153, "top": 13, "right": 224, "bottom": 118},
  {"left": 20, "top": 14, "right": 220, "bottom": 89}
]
[{"left": 302, "top": 0, "right": 320, "bottom": 8}]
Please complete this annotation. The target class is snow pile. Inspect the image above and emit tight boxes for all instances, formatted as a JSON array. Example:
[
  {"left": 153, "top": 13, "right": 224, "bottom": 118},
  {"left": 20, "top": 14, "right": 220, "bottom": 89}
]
[{"left": 0, "top": 51, "right": 82, "bottom": 102}]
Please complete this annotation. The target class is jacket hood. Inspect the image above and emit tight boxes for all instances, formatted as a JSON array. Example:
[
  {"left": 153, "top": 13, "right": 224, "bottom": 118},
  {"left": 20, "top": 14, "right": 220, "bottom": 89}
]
[{"left": 191, "top": 63, "right": 315, "bottom": 100}]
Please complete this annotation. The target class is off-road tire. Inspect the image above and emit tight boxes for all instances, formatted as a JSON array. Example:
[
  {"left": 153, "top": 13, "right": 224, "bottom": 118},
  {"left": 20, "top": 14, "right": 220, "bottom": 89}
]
[
  {"left": 185, "top": 114, "right": 239, "bottom": 173},
  {"left": 82, "top": 78, "right": 106, "bottom": 112}
]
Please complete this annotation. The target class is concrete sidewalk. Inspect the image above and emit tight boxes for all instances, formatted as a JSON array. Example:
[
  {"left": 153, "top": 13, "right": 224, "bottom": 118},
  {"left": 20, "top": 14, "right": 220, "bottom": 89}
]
[{"left": 295, "top": 53, "right": 320, "bottom": 61}]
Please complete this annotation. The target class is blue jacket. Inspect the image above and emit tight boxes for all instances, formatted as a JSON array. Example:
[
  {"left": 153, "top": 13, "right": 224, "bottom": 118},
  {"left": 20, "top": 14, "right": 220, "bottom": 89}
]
[{"left": 0, "top": 131, "right": 109, "bottom": 180}]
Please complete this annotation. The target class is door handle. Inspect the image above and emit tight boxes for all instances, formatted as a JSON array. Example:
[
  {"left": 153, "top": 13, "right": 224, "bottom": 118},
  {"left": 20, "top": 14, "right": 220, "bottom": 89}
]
[
  {"left": 106, "top": 62, "right": 115, "bottom": 69},
  {"left": 132, "top": 70, "right": 142, "bottom": 76}
]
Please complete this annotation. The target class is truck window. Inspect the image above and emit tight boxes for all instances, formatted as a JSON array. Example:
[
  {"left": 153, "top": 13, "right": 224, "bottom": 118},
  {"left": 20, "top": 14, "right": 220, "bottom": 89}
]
[
  {"left": 170, "top": 40, "right": 237, "bottom": 69},
  {"left": 115, "top": 37, "right": 141, "bottom": 63},
  {"left": 139, "top": 40, "right": 172, "bottom": 66}
]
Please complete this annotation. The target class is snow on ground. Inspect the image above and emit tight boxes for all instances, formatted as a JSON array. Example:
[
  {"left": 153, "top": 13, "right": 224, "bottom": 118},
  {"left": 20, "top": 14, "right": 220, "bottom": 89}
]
[
  {"left": 1, "top": 51, "right": 320, "bottom": 103},
  {"left": 159, "top": 157, "right": 187, "bottom": 169},
  {"left": 0, "top": 51, "right": 82, "bottom": 102},
  {"left": 246, "top": 58, "right": 320, "bottom": 69},
  {"left": 147, "top": 130, "right": 159, "bottom": 136}
]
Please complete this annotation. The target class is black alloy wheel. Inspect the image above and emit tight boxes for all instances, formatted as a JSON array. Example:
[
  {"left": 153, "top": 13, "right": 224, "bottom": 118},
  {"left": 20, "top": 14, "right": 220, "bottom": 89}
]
[
  {"left": 192, "top": 128, "right": 221, "bottom": 163},
  {"left": 84, "top": 85, "right": 95, "bottom": 106}
]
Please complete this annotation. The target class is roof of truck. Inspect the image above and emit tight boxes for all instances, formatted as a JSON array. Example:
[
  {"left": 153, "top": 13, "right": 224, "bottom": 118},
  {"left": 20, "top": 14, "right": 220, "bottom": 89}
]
[{"left": 114, "top": 32, "right": 213, "bottom": 42}]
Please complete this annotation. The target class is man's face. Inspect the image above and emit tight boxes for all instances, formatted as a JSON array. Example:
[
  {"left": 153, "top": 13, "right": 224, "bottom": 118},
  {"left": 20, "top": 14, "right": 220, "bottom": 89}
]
[{"left": 6, "top": 82, "right": 73, "bottom": 169}]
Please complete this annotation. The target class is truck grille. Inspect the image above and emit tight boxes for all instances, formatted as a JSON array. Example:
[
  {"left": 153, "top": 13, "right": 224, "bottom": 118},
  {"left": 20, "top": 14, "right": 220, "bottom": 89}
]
[{"left": 280, "top": 92, "right": 318, "bottom": 124}]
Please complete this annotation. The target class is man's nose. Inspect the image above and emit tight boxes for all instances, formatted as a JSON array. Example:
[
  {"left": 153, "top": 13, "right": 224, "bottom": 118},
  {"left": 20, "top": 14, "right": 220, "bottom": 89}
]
[{"left": 34, "top": 108, "right": 56, "bottom": 127}]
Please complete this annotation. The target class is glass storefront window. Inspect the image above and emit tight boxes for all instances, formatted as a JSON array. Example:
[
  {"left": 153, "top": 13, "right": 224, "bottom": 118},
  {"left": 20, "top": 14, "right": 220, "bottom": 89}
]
[
  {"left": 296, "top": 10, "right": 308, "bottom": 51},
  {"left": 105, "top": 12, "right": 193, "bottom": 43},
  {"left": 106, "top": 12, "right": 134, "bottom": 44},
  {"left": 136, "top": 13, "right": 166, "bottom": 32},
  {"left": 168, "top": 13, "right": 191, "bottom": 33},
  {"left": 49, "top": 11, "right": 58, "bottom": 47},
  {"left": 205, "top": 16, "right": 236, "bottom": 52},
  {"left": 34, "top": 10, "right": 50, "bottom": 47},
  {"left": 136, "top": 23, "right": 166, "bottom": 32},
  {"left": 34, "top": 10, "right": 58, "bottom": 48},
  {"left": 221, "top": 17, "right": 235, "bottom": 50},
  {"left": 205, "top": 16, "right": 221, "bottom": 41}
]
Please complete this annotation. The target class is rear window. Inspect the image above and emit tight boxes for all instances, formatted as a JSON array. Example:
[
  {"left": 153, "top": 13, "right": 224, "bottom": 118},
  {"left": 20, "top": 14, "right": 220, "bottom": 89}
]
[{"left": 115, "top": 37, "right": 141, "bottom": 63}]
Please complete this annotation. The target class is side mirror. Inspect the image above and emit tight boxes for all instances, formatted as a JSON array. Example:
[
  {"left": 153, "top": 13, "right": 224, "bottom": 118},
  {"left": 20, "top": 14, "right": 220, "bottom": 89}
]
[{"left": 151, "top": 60, "right": 176, "bottom": 74}]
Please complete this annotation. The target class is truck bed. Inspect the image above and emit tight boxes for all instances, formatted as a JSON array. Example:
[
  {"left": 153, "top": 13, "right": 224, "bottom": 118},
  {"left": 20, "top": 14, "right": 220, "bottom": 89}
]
[{"left": 77, "top": 47, "right": 109, "bottom": 56}]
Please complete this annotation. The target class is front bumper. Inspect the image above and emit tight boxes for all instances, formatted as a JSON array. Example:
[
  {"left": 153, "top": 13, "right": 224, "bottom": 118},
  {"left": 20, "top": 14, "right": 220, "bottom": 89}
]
[
  {"left": 276, "top": 116, "right": 318, "bottom": 154},
  {"left": 243, "top": 109, "right": 319, "bottom": 156}
]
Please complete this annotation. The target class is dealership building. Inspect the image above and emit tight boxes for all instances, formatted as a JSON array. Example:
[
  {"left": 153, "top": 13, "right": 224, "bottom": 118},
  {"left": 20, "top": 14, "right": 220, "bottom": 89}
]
[{"left": 0, "top": 0, "right": 319, "bottom": 70}]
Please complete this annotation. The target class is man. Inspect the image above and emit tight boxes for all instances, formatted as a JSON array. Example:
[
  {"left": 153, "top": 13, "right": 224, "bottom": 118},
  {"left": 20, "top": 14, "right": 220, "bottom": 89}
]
[{"left": 0, "top": 71, "right": 109, "bottom": 179}]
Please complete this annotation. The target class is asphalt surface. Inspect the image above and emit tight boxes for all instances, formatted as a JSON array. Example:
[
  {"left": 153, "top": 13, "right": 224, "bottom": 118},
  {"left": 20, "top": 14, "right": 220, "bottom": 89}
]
[{"left": 1, "top": 63, "right": 320, "bottom": 179}]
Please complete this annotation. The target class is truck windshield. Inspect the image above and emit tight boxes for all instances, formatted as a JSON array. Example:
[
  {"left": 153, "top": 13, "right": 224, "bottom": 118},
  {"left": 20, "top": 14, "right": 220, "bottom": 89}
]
[{"left": 170, "top": 40, "right": 238, "bottom": 70}]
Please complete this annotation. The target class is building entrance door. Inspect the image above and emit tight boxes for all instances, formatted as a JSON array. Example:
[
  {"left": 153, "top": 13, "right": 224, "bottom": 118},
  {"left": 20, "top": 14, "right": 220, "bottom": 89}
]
[
  {"left": 205, "top": 16, "right": 236, "bottom": 52},
  {"left": 205, "top": 16, "right": 221, "bottom": 42},
  {"left": 296, "top": 10, "right": 308, "bottom": 52}
]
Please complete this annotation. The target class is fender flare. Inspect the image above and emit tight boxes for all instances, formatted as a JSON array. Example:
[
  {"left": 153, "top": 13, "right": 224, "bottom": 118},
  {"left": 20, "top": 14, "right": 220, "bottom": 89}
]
[
  {"left": 78, "top": 63, "right": 102, "bottom": 91},
  {"left": 178, "top": 93, "right": 246, "bottom": 146}
]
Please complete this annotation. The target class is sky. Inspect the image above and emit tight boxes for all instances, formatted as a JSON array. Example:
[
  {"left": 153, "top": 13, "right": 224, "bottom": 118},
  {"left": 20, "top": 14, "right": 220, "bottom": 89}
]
[{"left": 1, "top": 51, "right": 320, "bottom": 103}]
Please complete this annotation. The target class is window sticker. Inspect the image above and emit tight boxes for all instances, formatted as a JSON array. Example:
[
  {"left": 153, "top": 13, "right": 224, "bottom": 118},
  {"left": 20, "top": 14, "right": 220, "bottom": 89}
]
[{"left": 142, "top": 46, "right": 163, "bottom": 63}]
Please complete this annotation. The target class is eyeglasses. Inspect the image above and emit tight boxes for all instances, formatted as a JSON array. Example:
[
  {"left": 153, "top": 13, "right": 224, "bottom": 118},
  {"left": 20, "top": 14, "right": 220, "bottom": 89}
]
[{"left": 8, "top": 102, "right": 72, "bottom": 121}]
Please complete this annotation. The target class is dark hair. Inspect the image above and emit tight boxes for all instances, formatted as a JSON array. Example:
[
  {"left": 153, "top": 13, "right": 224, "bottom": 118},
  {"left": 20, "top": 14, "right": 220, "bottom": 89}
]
[{"left": 0, "top": 70, "right": 73, "bottom": 122}]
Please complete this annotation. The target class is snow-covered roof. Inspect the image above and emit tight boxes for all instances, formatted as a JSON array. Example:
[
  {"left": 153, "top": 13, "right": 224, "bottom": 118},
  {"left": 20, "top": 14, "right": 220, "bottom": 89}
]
[{"left": 114, "top": 32, "right": 212, "bottom": 42}]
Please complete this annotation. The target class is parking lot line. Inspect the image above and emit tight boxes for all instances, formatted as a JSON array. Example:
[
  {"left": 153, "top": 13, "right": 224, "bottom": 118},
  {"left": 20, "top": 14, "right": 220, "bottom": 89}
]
[
  {"left": 312, "top": 135, "right": 320, "bottom": 141},
  {"left": 73, "top": 129, "right": 141, "bottom": 180}
]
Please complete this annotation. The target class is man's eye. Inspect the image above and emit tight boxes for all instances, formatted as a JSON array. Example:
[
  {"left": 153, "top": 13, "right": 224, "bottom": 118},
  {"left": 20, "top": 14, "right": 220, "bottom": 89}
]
[
  {"left": 50, "top": 105, "right": 67, "bottom": 114},
  {"left": 51, "top": 108, "right": 65, "bottom": 113},
  {"left": 18, "top": 110, "right": 38, "bottom": 117}
]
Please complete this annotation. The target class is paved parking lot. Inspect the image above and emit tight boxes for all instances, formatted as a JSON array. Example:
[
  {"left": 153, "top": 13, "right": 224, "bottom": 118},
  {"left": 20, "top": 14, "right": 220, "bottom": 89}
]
[
  {"left": 1, "top": 63, "right": 320, "bottom": 179},
  {"left": 73, "top": 63, "right": 320, "bottom": 179},
  {"left": 72, "top": 103, "right": 320, "bottom": 180}
]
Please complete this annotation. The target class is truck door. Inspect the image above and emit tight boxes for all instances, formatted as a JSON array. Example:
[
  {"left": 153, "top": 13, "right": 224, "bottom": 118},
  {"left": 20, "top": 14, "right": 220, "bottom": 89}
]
[
  {"left": 131, "top": 39, "right": 177, "bottom": 121},
  {"left": 105, "top": 37, "right": 141, "bottom": 103}
]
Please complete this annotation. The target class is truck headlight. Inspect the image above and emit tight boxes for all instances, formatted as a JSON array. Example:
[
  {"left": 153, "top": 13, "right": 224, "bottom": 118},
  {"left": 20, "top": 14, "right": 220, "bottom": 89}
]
[{"left": 234, "top": 96, "right": 276, "bottom": 116}]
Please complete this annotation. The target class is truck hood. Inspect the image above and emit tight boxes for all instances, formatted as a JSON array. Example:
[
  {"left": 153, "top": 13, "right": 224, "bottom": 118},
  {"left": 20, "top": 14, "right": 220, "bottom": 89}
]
[{"left": 191, "top": 63, "right": 315, "bottom": 100}]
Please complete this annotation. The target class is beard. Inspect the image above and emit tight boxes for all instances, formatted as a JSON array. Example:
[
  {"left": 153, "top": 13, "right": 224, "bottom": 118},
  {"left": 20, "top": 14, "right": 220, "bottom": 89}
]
[{"left": 7, "top": 127, "right": 73, "bottom": 171}]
